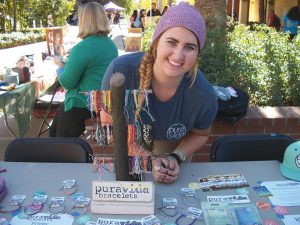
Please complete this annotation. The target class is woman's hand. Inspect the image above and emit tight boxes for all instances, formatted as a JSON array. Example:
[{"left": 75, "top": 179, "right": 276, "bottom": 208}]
[
  {"left": 152, "top": 157, "right": 179, "bottom": 184},
  {"left": 53, "top": 56, "right": 65, "bottom": 68}
]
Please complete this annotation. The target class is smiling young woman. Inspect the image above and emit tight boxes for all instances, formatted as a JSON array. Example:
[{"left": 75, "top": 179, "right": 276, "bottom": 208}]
[{"left": 101, "top": 2, "right": 218, "bottom": 184}]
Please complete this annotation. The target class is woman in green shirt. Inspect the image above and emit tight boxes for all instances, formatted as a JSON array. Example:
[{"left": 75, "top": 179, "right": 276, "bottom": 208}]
[{"left": 50, "top": 2, "right": 118, "bottom": 137}]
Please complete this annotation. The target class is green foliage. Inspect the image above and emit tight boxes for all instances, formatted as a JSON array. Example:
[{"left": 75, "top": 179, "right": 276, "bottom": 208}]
[
  {"left": 201, "top": 23, "right": 300, "bottom": 106},
  {"left": 141, "top": 21, "right": 156, "bottom": 51},
  {"left": 0, "top": 31, "right": 45, "bottom": 49},
  {"left": 200, "top": 26, "right": 227, "bottom": 85},
  {"left": 1, "top": 0, "right": 75, "bottom": 32},
  {"left": 31, "top": 0, "right": 75, "bottom": 27},
  {"left": 115, "top": 0, "right": 133, "bottom": 14}
]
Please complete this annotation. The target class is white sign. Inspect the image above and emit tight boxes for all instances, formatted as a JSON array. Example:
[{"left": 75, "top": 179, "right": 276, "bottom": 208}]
[
  {"left": 91, "top": 181, "right": 155, "bottom": 215},
  {"left": 92, "top": 181, "right": 153, "bottom": 202},
  {"left": 96, "top": 218, "right": 143, "bottom": 225},
  {"left": 11, "top": 213, "right": 74, "bottom": 225},
  {"left": 261, "top": 181, "right": 300, "bottom": 206},
  {"left": 207, "top": 195, "right": 250, "bottom": 204},
  {"left": 282, "top": 215, "right": 300, "bottom": 225}
]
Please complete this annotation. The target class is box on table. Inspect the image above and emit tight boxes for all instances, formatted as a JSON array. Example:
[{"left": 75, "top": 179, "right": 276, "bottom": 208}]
[{"left": 125, "top": 34, "right": 142, "bottom": 52}]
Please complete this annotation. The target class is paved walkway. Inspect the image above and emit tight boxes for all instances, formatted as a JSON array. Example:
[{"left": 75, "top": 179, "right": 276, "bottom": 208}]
[{"left": 0, "top": 18, "right": 130, "bottom": 72}]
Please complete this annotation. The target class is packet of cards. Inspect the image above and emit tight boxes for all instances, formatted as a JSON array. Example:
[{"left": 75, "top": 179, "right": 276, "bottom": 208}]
[
  {"left": 201, "top": 202, "right": 234, "bottom": 225},
  {"left": 228, "top": 203, "right": 263, "bottom": 225}
]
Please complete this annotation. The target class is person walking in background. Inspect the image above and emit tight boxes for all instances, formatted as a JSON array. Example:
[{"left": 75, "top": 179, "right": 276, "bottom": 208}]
[
  {"left": 50, "top": 2, "right": 118, "bottom": 137},
  {"left": 102, "top": 2, "right": 217, "bottom": 183},
  {"left": 161, "top": 5, "right": 169, "bottom": 15},
  {"left": 283, "top": 6, "right": 300, "bottom": 39},
  {"left": 268, "top": 9, "right": 281, "bottom": 31},
  {"left": 130, "top": 10, "right": 138, "bottom": 28},
  {"left": 133, "top": 9, "right": 146, "bottom": 31},
  {"left": 147, "top": 2, "right": 161, "bottom": 17}
]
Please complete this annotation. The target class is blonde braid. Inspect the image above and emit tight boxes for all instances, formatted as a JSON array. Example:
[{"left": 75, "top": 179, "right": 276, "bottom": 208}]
[{"left": 134, "top": 48, "right": 155, "bottom": 117}]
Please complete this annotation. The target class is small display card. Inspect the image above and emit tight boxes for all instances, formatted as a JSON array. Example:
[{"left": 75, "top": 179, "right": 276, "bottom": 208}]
[
  {"left": 162, "top": 198, "right": 177, "bottom": 207},
  {"left": 50, "top": 197, "right": 65, "bottom": 205},
  {"left": 282, "top": 214, "right": 300, "bottom": 225},
  {"left": 181, "top": 188, "right": 196, "bottom": 196},
  {"left": 253, "top": 186, "right": 273, "bottom": 197},
  {"left": 62, "top": 179, "right": 76, "bottom": 188},
  {"left": 33, "top": 194, "right": 48, "bottom": 204},
  {"left": 186, "top": 207, "right": 203, "bottom": 219},
  {"left": 9, "top": 195, "right": 26, "bottom": 205},
  {"left": 141, "top": 215, "right": 161, "bottom": 225}
]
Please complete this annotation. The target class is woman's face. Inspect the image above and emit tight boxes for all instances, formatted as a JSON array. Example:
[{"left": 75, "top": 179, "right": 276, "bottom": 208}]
[{"left": 153, "top": 27, "right": 199, "bottom": 80}]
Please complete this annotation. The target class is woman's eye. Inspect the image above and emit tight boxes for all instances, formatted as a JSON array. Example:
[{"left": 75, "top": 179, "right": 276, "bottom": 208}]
[
  {"left": 167, "top": 40, "right": 176, "bottom": 46},
  {"left": 185, "top": 45, "right": 196, "bottom": 51}
]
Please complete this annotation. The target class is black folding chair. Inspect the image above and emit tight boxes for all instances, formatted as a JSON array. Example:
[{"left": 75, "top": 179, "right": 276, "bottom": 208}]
[
  {"left": 4, "top": 138, "right": 93, "bottom": 163},
  {"left": 34, "top": 81, "right": 63, "bottom": 137},
  {"left": 210, "top": 134, "right": 296, "bottom": 162}
]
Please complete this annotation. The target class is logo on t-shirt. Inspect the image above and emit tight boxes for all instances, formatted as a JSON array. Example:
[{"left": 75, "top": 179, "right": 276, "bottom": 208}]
[{"left": 167, "top": 123, "right": 186, "bottom": 141}]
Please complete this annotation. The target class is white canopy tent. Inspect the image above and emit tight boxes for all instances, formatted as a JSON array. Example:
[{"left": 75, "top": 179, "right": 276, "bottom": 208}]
[{"left": 104, "top": 1, "right": 125, "bottom": 12}]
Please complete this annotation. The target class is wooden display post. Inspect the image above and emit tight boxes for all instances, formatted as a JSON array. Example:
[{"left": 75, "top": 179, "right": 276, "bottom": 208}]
[
  {"left": 110, "top": 73, "right": 130, "bottom": 181},
  {"left": 45, "top": 27, "right": 63, "bottom": 56},
  {"left": 91, "top": 73, "right": 155, "bottom": 215}
]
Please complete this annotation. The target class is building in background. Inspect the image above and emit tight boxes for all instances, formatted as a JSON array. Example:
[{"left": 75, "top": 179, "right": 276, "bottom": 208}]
[{"left": 227, "top": 0, "right": 299, "bottom": 26}]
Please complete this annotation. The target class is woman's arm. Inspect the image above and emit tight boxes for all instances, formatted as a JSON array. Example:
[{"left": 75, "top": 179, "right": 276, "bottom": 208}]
[
  {"left": 58, "top": 43, "right": 88, "bottom": 90},
  {"left": 176, "top": 128, "right": 210, "bottom": 159}
]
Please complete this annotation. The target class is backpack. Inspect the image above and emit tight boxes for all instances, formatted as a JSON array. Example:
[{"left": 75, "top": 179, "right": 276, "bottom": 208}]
[
  {"left": 133, "top": 16, "right": 142, "bottom": 28},
  {"left": 215, "top": 87, "right": 249, "bottom": 125}
]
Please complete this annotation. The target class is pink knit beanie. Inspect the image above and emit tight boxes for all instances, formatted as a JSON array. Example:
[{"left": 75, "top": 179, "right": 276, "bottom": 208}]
[{"left": 152, "top": 2, "right": 206, "bottom": 50}]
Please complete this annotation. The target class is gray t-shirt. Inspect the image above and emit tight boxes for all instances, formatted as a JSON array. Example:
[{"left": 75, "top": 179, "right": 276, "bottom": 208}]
[{"left": 102, "top": 52, "right": 217, "bottom": 141}]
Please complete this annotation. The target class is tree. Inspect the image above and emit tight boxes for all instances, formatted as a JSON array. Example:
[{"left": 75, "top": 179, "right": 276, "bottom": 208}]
[
  {"left": 194, "top": 0, "right": 227, "bottom": 83},
  {"left": 194, "top": 0, "right": 226, "bottom": 30},
  {"left": 31, "top": 0, "right": 75, "bottom": 27},
  {"left": 0, "top": 2, "right": 6, "bottom": 32}
]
